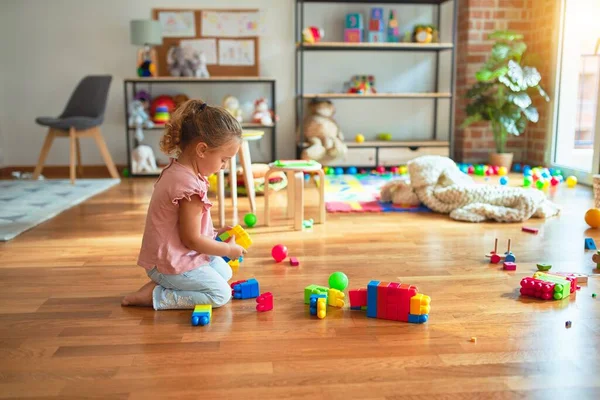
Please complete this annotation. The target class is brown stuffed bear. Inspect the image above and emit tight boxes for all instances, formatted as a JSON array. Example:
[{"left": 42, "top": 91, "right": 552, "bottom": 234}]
[{"left": 297, "top": 98, "right": 347, "bottom": 165}]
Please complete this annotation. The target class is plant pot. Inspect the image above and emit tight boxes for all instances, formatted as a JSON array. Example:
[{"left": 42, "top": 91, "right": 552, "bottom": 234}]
[{"left": 489, "top": 152, "right": 514, "bottom": 170}]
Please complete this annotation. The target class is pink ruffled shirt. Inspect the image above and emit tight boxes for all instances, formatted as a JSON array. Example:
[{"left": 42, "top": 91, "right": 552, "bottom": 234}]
[{"left": 137, "top": 159, "right": 215, "bottom": 275}]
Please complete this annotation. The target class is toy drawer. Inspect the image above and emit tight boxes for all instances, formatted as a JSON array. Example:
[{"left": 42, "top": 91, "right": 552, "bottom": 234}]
[
  {"left": 335, "top": 148, "right": 376, "bottom": 167},
  {"left": 379, "top": 146, "right": 449, "bottom": 166}
]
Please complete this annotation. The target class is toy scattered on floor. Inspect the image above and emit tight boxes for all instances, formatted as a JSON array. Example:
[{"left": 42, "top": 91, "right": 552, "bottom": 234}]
[
  {"left": 522, "top": 226, "right": 539, "bottom": 234},
  {"left": 470, "top": 337, "right": 477, "bottom": 343},
  {"left": 302, "top": 26, "right": 324, "bottom": 43},
  {"left": 355, "top": 134, "right": 365, "bottom": 143},
  {"left": 536, "top": 263, "right": 552, "bottom": 271},
  {"left": 256, "top": 292, "right": 273, "bottom": 312},
  {"left": 304, "top": 284, "right": 329, "bottom": 304},
  {"left": 335, "top": 167, "right": 344, "bottom": 175},
  {"left": 520, "top": 272, "right": 577, "bottom": 300},
  {"left": 593, "top": 293, "right": 597, "bottom": 298},
  {"left": 592, "top": 251, "right": 600, "bottom": 269},
  {"left": 349, "top": 288, "right": 368, "bottom": 311},
  {"left": 566, "top": 175, "right": 577, "bottom": 188},
  {"left": 309, "top": 293, "right": 328, "bottom": 319},
  {"left": 290, "top": 257, "right": 299, "bottom": 266},
  {"left": 584, "top": 237, "right": 597, "bottom": 250},
  {"left": 585, "top": 208, "right": 600, "bottom": 228},
  {"left": 231, "top": 278, "right": 259, "bottom": 299},
  {"left": 216, "top": 225, "right": 252, "bottom": 266},
  {"left": 303, "top": 219, "right": 314, "bottom": 229},
  {"left": 271, "top": 244, "right": 288, "bottom": 263},
  {"left": 243, "top": 213, "right": 257, "bottom": 228},
  {"left": 503, "top": 262, "right": 517, "bottom": 271},
  {"left": 499, "top": 176, "right": 508, "bottom": 185},
  {"left": 348, "top": 280, "right": 431, "bottom": 323},
  {"left": 486, "top": 238, "right": 515, "bottom": 264},
  {"left": 191, "top": 304, "right": 212, "bottom": 326},
  {"left": 367, "top": 7, "right": 385, "bottom": 42},
  {"left": 565, "top": 320, "right": 572, "bottom": 328},
  {"left": 329, "top": 271, "right": 349, "bottom": 291},
  {"left": 553, "top": 272, "right": 587, "bottom": 286}
]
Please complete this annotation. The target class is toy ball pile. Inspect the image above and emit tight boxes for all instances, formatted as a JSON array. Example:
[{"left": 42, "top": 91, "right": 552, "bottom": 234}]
[
  {"left": 322, "top": 165, "right": 408, "bottom": 176},
  {"left": 455, "top": 162, "right": 577, "bottom": 190}
]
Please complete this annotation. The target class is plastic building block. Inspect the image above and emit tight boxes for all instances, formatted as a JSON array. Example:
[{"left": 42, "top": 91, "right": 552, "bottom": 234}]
[
  {"left": 553, "top": 272, "right": 588, "bottom": 284},
  {"left": 367, "top": 31, "right": 385, "bottom": 43},
  {"left": 520, "top": 277, "right": 556, "bottom": 300},
  {"left": 232, "top": 278, "right": 259, "bottom": 299},
  {"left": 327, "top": 288, "right": 345, "bottom": 308},
  {"left": 410, "top": 293, "right": 431, "bottom": 315},
  {"left": 304, "top": 284, "right": 328, "bottom": 304},
  {"left": 289, "top": 257, "right": 299, "bottom": 266},
  {"left": 565, "top": 320, "right": 572, "bottom": 328},
  {"left": 503, "top": 262, "right": 517, "bottom": 271},
  {"left": 585, "top": 237, "right": 597, "bottom": 250},
  {"left": 349, "top": 288, "right": 368, "bottom": 309},
  {"left": 533, "top": 272, "right": 576, "bottom": 294},
  {"left": 407, "top": 314, "right": 428, "bottom": 324},
  {"left": 256, "top": 292, "right": 273, "bottom": 312},
  {"left": 377, "top": 281, "right": 390, "bottom": 319},
  {"left": 470, "top": 337, "right": 477, "bottom": 343},
  {"left": 309, "top": 294, "right": 327, "bottom": 319},
  {"left": 191, "top": 304, "right": 212, "bottom": 326},
  {"left": 302, "top": 219, "right": 314, "bottom": 229},
  {"left": 366, "top": 280, "right": 380, "bottom": 318},
  {"left": 344, "top": 28, "right": 362, "bottom": 43},
  {"left": 216, "top": 225, "right": 252, "bottom": 265},
  {"left": 345, "top": 13, "right": 364, "bottom": 29},
  {"left": 370, "top": 7, "right": 383, "bottom": 24},
  {"left": 522, "top": 226, "right": 539, "bottom": 234},
  {"left": 536, "top": 263, "right": 552, "bottom": 271}
]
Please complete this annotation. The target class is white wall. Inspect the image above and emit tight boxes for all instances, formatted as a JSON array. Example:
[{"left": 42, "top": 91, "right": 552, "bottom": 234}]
[{"left": 0, "top": 0, "right": 452, "bottom": 167}]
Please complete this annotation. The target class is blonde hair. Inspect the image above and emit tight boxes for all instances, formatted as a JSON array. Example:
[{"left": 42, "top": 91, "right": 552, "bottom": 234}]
[{"left": 160, "top": 99, "right": 242, "bottom": 157}]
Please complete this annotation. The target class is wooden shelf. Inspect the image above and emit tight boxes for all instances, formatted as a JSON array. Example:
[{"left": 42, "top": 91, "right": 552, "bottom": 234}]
[
  {"left": 301, "top": 92, "right": 452, "bottom": 99},
  {"left": 300, "top": 0, "right": 451, "bottom": 4},
  {"left": 298, "top": 42, "right": 453, "bottom": 51},
  {"left": 128, "top": 122, "right": 275, "bottom": 130},
  {"left": 346, "top": 140, "right": 449, "bottom": 148},
  {"left": 125, "top": 76, "right": 275, "bottom": 83}
]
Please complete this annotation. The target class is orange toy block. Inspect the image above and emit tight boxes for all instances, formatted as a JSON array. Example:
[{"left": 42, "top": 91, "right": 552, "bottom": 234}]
[
  {"left": 410, "top": 293, "right": 431, "bottom": 316},
  {"left": 398, "top": 284, "right": 417, "bottom": 322}
]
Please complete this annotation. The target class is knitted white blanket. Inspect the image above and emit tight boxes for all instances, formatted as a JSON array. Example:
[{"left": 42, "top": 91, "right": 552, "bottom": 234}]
[{"left": 407, "top": 156, "right": 561, "bottom": 222}]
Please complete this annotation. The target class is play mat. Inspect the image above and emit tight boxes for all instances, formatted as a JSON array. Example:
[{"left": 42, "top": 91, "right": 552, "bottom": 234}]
[{"left": 323, "top": 174, "right": 430, "bottom": 213}]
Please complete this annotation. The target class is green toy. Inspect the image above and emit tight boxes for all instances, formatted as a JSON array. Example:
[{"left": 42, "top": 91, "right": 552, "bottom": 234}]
[
  {"left": 273, "top": 160, "right": 320, "bottom": 169},
  {"left": 244, "top": 213, "right": 257, "bottom": 228},
  {"left": 536, "top": 263, "right": 552, "bottom": 271},
  {"left": 328, "top": 271, "right": 348, "bottom": 291}
]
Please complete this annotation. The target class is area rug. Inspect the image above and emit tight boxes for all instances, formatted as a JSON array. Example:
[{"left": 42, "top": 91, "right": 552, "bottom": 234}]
[
  {"left": 0, "top": 179, "right": 120, "bottom": 241},
  {"left": 323, "top": 174, "right": 430, "bottom": 213}
]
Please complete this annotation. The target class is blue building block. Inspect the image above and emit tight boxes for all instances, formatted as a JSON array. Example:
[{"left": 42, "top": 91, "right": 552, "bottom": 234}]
[
  {"left": 191, "top": 305, "right": 212, "bottom": 326},
  {"left": 408, "top": 313, "right": 428, "bottom": 324},
  {"left": 370, "top": 7, "right": 383, "bottom": 21},
  {"left": 215, "top": 235, "right": 242, "bottom": 264},
  {"left": 309, "top": 294, "right": 327, "bottom": 316},
  {"left": 232, "top": 278, "right": 259, "bottom": 299},
  {"left": 367, "top": 280, "right": 380, "bottom": 318},
  {"left": 585, "top": 237, "right": 597, "bottom": 250},
  {"left": 350, "top": 306, "right": 362, "bottom": 311}
]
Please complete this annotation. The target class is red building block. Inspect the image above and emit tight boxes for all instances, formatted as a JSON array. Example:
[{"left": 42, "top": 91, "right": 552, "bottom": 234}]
[
  {"left": 397, "top": 284, "right": 417, "bottom": 322},
  {"left": 349, "top": 288, "right": 367, "bottom": 308},
  {"left": 377, "top": 282, "right": 390, "bottom": 319},
  {"left": 520, "top": 277, "right": 555, "bottom": 300},
  {"left": 503, "top": 262, "right": 517, "bottom": 271},
  {"left": 256, "top": 292, "right": 273, "bottom": 312},
  {"left": 289, "top": 257, "right": 299, "bottom": 266}
]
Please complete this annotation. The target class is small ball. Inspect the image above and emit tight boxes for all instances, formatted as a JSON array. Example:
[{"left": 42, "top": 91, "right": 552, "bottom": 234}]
[
  {"left": 523, "top": 177, "right": 532, "bottom": 188},
  {"left": 347, "top": 166, "right": 358, "bottom": 175},
  {"left": 523, "top": 166, "right": 532, "bottom": 175},
  {"left": 334, "top": 167, "right": 344, "bottom": 175},
  {"left": 513, "top": 163, "right": 522, "bottom": 172},
  {"left": 328, "top": 271, "right": 348, "bottom": 291},
  {"left": 399, "top": 166, "right": 408, "bottom": 175},
  {"left": 499, "top": 176, "right": 508, "bottom": 185},
  {"left": 376, "top": 166, "right": 385, "bottom": 174},
  {"left": 355, "top": 134, "right": 365, "bottom": 143},
  {"left": 542, "top": 180, "right": 550, "bottom": 190},
  {"left": 592, "top": 293, "right": 597, "bottom": 298},
  {"left": 566, "top": 175, "right": 577, "bottom": 188},
  {"left": 535, "top": 180, "right": 544, "bottom": 189},
  {"left": 390, "top": 166, "right": 399, "bottom": 174},
  {"left": 552, "top": 169, "right": 562, "bottom": 177},
  {"left": 467, "top": 165, "right": 474, "bottom": 174},
  {"left": 585, "top": 208, "right": 600, "bottom": 228},
  {"left": 326, "top": 168, "right": 335, "bottom": 175},
  {"left": 550, "top": 177, "right": 559, "bottom": 186},
  {"left": 492, "top": 166, "right": 499, "bottom": 175},
  {"left": 498, "top": 166, "right": 507, "bottom": 176},
  {"left": 243, "top": 213, "right": 257, "bottom": 228},
  {"left": 271, "top": 244, "right": 288, "bottom": 263}
]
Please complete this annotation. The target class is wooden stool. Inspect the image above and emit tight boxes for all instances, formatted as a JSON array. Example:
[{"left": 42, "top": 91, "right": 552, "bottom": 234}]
[
  {"left": 216, "top": 130, "right": 263, "bottom": 227},
  {"left": 264, "top": 160, "right": 325, "bottom": 230}
]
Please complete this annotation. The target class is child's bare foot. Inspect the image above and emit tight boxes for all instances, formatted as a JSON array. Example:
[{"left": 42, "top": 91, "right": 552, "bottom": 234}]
[{"left": 122, "top": 281, "right": 156, "bottom": 307}]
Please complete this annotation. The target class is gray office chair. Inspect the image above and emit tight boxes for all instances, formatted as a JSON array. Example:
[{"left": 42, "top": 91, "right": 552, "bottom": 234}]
[{"left": 32, "top": 75, "right": 119, "bottom": 183}]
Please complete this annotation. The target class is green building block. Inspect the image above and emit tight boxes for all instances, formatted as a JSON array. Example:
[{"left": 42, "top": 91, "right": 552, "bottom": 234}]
[
  {"left": 304, "top": 284, "right": 329, "bottom": 304},
  {"left": 533, "top": 273, "right": 571, "bottom": 300}
]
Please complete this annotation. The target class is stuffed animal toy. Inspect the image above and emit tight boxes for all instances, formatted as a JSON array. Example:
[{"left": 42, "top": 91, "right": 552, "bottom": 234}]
[
  {"left": 173, "top": 94, "right": 190, "bottom": 110},
  {"left": 131, "top": 144, "right": 158, "bottom": 174},
  {"left": 302, "top": 26, "right": 324, "bottom": 43},
  {"left": 223, "top": 95, "right": 243, "bottom": 123},
  {"left": 167, "top": 44, "right": 201, "bottom": 77},
  {"left": 195, "top": 52, "right": 210, "bottom": 78},
  {"left": 298, "top": 98, "right": 347, "bottom": 164},
  {"left": 252, "top": 98, "right": 275, "bottom": 125},
  {"left": 128, "top": 100, "right": 154, "bottom": 143},
  {"left": 380, "top": 179, "right": 420, "bottom": 206}
]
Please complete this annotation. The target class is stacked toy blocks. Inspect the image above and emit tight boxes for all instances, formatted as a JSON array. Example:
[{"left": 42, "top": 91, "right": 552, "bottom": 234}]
[
  {"left": 350, "top": 281, "right": 430, "bottom": 323},
  {"left": 309, "top": 294, "right": 328, "bottom": 319},
  {"left": 367, "top": 8, "right": 385, "bottom": 42},
  {"left": 520, "top": 272, "right": 575, "bottom": 300},
  {"left": 305, "top": 285, "right": 345, "bottom": 319},
  {"left": 216, "top": 225, "right": 252, "bottom": 266},
  {"left": 231, "top": 278, "right": 259, "bottom": 299},
  {"left": 304, "top": 284, "right": 329, "bottom": 304},
  {"left": 345, "top": 13, "right": 363, "bottom": 42},
  {"left": 386, "top": 10, "right": 400, "bottom": 42},
  {"left": 191, "top": 304, "right": 212, "bottom": 326}
]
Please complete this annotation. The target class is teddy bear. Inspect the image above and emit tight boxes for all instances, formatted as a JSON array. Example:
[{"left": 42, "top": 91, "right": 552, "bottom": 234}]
[
  {"left": 379, "top": 179, "right": 420, "bottom": 206},
  {"left": 297, "top": 98, "right": 347, "bottom": 164},
  {"left": 252, "top": 98, "right": 275, "bottom": 125}
]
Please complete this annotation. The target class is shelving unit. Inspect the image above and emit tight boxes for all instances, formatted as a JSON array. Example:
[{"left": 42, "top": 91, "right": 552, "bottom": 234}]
[
  {"left": 295, "top": 0, "right": 457, "bottom": 167},
  {"left": 123, "top": 77, "right": 277, "bottom": 177}
]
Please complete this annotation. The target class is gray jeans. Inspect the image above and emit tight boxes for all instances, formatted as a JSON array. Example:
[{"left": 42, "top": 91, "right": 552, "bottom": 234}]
[{"left": 147, "top": 256, "right": 233, "bottom": 310}]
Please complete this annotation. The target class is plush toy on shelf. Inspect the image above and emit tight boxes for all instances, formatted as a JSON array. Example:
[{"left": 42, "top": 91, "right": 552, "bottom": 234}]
[
  {"left": 302, "top": 26, "right": 324, "bottom": 44},
  {"left": 252, "top": 98, "right": 277, "bottom": 126},
  {"left": 413, "top": 25, "right": 438, "bottom": 43},
  {"left": 128, "top": 100, "right": 154, "bottom": 143},
  {"left": 223, "top": 95, "right": 243, "bottom": 123},
  {"left": 195, "top": 52, "right": 210, "bottom": 78},
  {"left": 167, "top": 43, "right": 202, "bottom": 77},
  {"left": 131, "top": 144, "right": 158, "bottom": 174},
  {"left": 298, "top": 98, "right": 347, "bottom": 164}
]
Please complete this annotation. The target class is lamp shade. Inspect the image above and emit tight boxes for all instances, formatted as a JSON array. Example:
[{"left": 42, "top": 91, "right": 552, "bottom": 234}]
[{"left": 130, "top": 20, "right": 162, "bottom": 46}]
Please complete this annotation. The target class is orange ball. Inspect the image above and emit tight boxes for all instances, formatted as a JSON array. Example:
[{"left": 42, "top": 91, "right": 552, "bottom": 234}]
[{"left": 585, "top": 208, "right": 600, "bottom": 228}]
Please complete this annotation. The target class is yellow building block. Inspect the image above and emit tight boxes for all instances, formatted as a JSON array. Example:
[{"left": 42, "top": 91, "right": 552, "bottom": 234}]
[
  {"left": 193, "top": 304, "right": 212, "bottom": 317},
  {"left": 410, "top": 293, "right": 431, "bottom": 315},
  {"left": 228, "top": 225, "right": 252, "bottom": 249},
  {"left": 327, "top": 288, "right": 345, "bottom": 308},
  {"left": 317, "top": 297, "right": 327, "bottom": 319}
]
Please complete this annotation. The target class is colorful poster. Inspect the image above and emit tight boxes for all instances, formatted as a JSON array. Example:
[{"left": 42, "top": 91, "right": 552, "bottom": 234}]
[
  {"left": 180, "top": 39, "right": 218, "bottom": 65},
  {"left": 218, "top": 40, "right": 255, "bottom": 66},
  {"left": 201, "top": 11, "right": 260, "bottom": 37},
  {"left": 158, "top": 11, "right": 196, "bottom": 37}
]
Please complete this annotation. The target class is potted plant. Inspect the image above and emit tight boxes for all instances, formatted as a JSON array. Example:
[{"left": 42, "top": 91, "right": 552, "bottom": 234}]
[{"left": 462, "top": 30, "right": 550, "bottom": 169}]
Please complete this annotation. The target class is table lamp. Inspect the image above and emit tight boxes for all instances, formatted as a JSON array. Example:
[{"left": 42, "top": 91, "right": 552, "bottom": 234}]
[{"left": 130, "top": 20, "right": 162, "bottom": 77}]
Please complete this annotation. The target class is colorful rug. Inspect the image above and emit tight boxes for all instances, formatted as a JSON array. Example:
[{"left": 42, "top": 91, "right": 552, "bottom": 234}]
[
  {"left": 0, "top": 179, "right": 120, "bottom": 241},
  {"left": 323, "top": 174, "right": 430, "bottom": 213}
]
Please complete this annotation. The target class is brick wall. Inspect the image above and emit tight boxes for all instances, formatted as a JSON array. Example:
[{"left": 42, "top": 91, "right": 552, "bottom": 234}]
[{"left": 454, "top": 0, "right": 559, "bottom": 165}]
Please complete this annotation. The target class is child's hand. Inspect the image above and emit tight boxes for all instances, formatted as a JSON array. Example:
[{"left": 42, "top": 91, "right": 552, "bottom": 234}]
[{"left": 227, "top": 235, "right": 247, "bottom": 260}]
